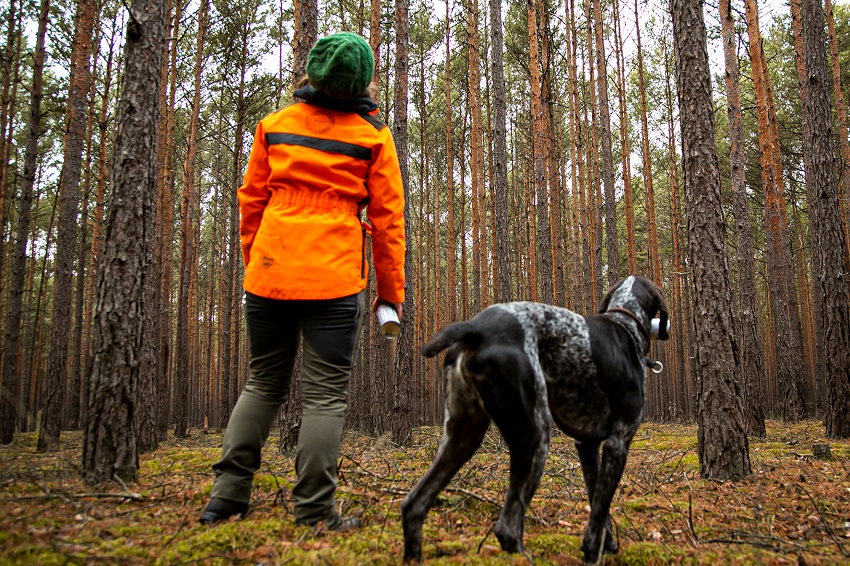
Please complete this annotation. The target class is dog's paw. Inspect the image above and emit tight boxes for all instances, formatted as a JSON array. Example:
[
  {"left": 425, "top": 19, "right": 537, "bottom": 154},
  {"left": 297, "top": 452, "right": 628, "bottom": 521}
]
[
  {"left": 493, "top": 523, "right": 524, "bottom": 554},
  {"left": 581, "top": 525, "right": 617, "bottom": 564}
]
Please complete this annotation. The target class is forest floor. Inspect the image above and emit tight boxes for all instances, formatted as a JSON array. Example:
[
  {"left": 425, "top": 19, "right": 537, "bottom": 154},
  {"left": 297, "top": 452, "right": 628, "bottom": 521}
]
[{"left": 1, "top": 420, "right": 849, "bottom": 565}]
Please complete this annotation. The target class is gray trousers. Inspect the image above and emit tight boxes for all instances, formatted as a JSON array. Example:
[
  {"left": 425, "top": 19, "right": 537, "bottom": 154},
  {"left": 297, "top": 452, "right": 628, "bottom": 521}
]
[{"left": 211, "top": 291, "right": 365, "bottom": 523}]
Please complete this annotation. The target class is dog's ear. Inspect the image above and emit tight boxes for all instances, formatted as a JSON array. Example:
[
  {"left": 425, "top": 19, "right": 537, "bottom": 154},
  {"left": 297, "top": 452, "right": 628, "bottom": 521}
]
[{"left": 599, "top": 278, "right": 623, "bottom": 313}]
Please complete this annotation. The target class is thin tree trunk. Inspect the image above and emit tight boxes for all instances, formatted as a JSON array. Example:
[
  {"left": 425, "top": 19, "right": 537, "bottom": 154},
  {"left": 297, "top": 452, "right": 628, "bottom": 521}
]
[
  {"left": 592, "top": 0, "right": 618, "bottom": 285},
  {"left": 174, "top": 0, "right": 207, "bottom": 438},
  {"left": 824, "top": 0, "right": 850, "bottom": 261},
  {"left": 293, "top": 0, "right": 318, "bottom": 82},
  {"left": 0, "top": 0, "right": 21, "bottom": 296},
  {"left": 0, "top": 0, "right": 49, "bottom": 445},
  {"left": 445, "top": 1, "right": 456, "bottom": 320},
  {"left": 468, "top": 0, "right": 484, "bottom": 312},
  {"left": 39, "top": 0, "right": 97, "bottom": 452},
  {"left": 490, "top": 0, "right": 511, "bottom": 303},
  {"left": 528, "top": 0, "right": 552, "bottom": 304},
  {"left": 392, "top": 0, "right": 412, "bottom": 445},
  {"left": 721, "top": 0, "right": 765, "bottom": 436},
  {"left": 744, "top": 0, "right": 807, "bottom": 420},
  {"left": 614, "top": 0, "right": 635, "bottom": 275}
]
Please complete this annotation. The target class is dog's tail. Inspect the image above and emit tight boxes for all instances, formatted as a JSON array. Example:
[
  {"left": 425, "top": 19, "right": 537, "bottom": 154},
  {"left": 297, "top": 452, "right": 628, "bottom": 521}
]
[{"left": 421, "top": 321, "right": 483, "bottom": 357}]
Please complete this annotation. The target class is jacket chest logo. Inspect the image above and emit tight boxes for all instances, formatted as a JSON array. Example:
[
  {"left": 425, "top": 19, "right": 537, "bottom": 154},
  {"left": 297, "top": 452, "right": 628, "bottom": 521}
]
[{"left": 305, "top": 110, "right": 335, "bottom": 134}]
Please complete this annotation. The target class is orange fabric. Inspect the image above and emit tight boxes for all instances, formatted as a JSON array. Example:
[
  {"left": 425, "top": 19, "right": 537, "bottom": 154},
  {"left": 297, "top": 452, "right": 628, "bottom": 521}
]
[{"left": 238, "top": 101, "right": 405, "bottom": 303}]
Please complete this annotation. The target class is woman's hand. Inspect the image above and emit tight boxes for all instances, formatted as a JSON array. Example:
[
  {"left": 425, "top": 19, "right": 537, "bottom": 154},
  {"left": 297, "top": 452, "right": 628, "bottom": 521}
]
[{"left": 371, "top": 297, "right": 402, "bottom": 319}]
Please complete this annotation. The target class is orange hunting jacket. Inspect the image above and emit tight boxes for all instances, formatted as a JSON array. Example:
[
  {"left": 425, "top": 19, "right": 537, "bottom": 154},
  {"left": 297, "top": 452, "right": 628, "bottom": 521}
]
[{"left": 238, "top": 87, "right": 406, "bottom": 303}]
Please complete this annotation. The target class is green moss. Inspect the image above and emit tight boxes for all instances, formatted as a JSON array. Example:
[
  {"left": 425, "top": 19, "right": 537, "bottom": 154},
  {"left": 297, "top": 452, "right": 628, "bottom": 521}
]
[
  {"left": 155, "top": 518, "right": 289, "bottom": 564},
  {"left": 526, "top": 532, "right": 581, "bottom": 556},
  {"left": 659, "top": 453, "right": 699, "bottom": 474},
  {"left": 3, "top": 545, "right": 84, "bottom": 566},
  {"left": 254, "top": 472, "right": 290, "bottom": 493},
  {"left": 615, "top": 541, "right": 679, "bottom": 565}
]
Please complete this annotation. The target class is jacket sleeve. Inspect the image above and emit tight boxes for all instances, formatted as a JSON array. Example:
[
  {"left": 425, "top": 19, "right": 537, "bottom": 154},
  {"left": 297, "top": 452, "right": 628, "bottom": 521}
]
[
  {"left": 237, "top": 120, "right": 271, "bottom": 267},
  {"left": 367, "top": 129, "right": 406, "bottom": 304}
]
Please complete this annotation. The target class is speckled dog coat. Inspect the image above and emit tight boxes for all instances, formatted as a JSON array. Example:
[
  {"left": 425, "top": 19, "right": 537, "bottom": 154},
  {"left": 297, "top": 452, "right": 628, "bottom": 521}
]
[{"left": 401, "top": 275, "right": 669, "bottom": 564}]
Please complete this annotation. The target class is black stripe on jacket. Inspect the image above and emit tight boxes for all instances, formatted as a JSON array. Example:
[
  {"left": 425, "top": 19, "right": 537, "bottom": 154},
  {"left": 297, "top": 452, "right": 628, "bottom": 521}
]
[{"left": 266, "top": 133, "right": 372, "bottom": 161}]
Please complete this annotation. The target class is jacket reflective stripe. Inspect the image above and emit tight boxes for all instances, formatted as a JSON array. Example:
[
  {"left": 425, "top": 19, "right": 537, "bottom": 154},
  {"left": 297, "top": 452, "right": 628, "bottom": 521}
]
[{"left": 265, "top": 132, "right": 372, "bottom": 161}]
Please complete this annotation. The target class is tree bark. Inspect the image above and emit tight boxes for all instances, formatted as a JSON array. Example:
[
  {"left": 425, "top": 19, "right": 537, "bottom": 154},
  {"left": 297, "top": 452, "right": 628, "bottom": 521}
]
[
  {"left": 672, "top": 0, "right": 751, "bottom": 479},
  {"left": 490, "top": 0, "right": 511, "bottom": 303},
  {"left": 293, "top": 0, "right": 317, "bottom": 82},
  {"left": 800, "top": 0, "right": 850, "bottom": 438},
  {"left": 744, "top": 0, "right": 807, "bottom": 420},
  {"left": 392, "top": 0, "right": 412, "bottom": 445},
  {"left": 824, "top": 0, "right": 850, "bottom": 270},
  {"left": 82, "top": 0, "right": 167, "bottom": 483}
]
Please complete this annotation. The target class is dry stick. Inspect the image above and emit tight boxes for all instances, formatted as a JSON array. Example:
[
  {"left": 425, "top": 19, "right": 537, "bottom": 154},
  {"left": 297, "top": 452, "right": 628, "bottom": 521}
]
[
  {"left": 476, "top": 523, "right": 497, "bottom": 555},
  {"left": 683, "top": 472, "right": 700, "bottom": 547},
  {"left": 797, "top": 482, "right": 850, "bottom": 557}
]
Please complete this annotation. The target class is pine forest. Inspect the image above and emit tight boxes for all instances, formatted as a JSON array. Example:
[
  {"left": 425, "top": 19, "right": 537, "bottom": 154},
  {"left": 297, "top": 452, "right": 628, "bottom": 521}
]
[{"left": 2, "top": 0, "right": 850, "bottom": 560}]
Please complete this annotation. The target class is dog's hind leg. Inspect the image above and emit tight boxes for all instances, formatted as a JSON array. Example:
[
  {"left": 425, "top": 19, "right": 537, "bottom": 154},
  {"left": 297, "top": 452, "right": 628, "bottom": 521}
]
[
  {"left": 474, "top": 349, "right": 551, "bottom": 554},
  {"left": 401, "top": 361, "right": 490, "bottom": 562}
]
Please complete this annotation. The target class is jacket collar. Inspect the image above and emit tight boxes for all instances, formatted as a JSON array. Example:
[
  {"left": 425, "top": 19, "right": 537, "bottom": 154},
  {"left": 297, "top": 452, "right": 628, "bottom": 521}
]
[{"left": 294, "top": 85, "right": 379, "bottom": 114}]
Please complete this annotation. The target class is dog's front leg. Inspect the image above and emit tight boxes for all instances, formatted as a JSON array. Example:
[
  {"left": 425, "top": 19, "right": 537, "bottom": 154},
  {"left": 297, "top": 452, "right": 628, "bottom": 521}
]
[
  {"left": 575, "top": 440, "right": 617, "bottom": 557},
  {"left": 581, "top": 431, "right": 632, "bottom": 563}
]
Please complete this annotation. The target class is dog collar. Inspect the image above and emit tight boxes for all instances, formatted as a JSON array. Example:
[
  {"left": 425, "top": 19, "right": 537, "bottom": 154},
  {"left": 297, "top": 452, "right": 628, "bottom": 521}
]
[{"left": 604, "top": 307, "right": 650, "bottom": 347}]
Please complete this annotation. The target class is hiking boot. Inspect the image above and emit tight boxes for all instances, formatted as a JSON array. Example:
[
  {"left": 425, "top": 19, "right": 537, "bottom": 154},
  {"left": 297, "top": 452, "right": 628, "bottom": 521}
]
[
  {"left": 199, "top": 497, "right": 249, "bottom": 525},
  {"left": 297, "top": 513, "right": 361, "bottom": 532}
]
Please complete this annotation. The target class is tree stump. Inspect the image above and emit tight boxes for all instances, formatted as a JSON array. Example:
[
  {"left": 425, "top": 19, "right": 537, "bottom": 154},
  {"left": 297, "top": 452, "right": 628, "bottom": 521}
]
[{"left": 812, "top": 443, "right": 832, "bottom": 460}]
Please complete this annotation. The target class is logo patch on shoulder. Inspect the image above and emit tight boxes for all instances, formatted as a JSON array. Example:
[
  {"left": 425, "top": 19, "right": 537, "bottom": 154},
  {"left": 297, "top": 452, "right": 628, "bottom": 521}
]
[{"left": 305, "top": 110, "right": 335, "bottom": 134}]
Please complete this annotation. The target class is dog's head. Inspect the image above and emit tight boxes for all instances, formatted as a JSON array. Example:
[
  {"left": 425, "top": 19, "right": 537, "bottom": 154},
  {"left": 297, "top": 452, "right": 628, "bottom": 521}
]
[{"left": 598, "top": 275, "right": 669, "bottom": 340}]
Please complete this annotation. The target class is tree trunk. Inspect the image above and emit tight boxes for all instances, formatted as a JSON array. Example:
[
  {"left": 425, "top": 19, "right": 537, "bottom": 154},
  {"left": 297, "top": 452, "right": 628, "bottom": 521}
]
[
  {"left": 392, "top": 0, "right": 412, "bottom": 445},
  {"left": 613, "top": 0, "right": 635, "bottom": 275},
  {"left": 293, "top": 0, "right": 317, "bottom": 82},
  {"left": 369, "top": 0, "right": 381, "bottom": 82},
  {"left": 0, "top": 0, "right": 49, "bottom": 445},
  {"left": 444, "top": 1, "right": 456, "bottom": 321},
  {"left": 82, "top": 15, "right": 117, "bottom": 433},
  {"left": 744, "top": 0, "right": 807, "bottom": 420},
  {"left": 490, "top": 0, "right": 511, "bottom": 303},
  {"left": 174, "top": 0, "right": 207, "bottom": 438},
  {"left": 0, "top": 0, "right": 21, "bottom": 296},
  {"left": 672, "top": 0, "right": 750, "bottom": 479},
  {"left": 593, "top": 0, "right": 618, "bottom": 285},
  {"left": 720, "top": 0, "right": 766, "bottom": 436},
  {"left": 468, "top": 0, "right": 484, "bottom": 311},
  {"left": 38, "top": 0, "right": 97, "bottom": 452},
  {"left": 528, "top": 0, "right": 552, "bottom": 304},
  {"left": 800, "top": 0, "right": 850, "bottom": 438},
  {"left": 82, "top": 0, "right": 167, "bottom": 483},
  {"left": 824, "top": 0, "right": 850, "bottom": 261}
]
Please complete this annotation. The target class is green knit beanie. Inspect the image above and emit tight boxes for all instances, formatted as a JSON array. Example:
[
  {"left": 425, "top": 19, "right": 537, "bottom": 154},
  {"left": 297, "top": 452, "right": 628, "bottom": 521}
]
[{"left": 307, "top": 32, "right": 374, "bottom": 98}]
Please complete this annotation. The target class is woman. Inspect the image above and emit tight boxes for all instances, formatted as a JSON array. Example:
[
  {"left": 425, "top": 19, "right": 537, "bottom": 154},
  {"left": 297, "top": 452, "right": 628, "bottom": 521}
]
[{"left": 200, "top": 32, "right": 405, "bottom": 531}]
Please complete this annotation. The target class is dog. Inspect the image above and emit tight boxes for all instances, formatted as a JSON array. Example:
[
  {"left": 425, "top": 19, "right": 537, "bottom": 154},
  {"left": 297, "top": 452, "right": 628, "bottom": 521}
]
[{"left": 401, "top": 275, "right": 669, "bottom": 563}]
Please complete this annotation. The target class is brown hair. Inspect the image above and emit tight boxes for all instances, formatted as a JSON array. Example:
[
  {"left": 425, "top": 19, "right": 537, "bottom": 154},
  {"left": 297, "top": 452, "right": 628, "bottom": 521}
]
[{"left": 294, "top": 75, "right": 377, "bottom": 101}]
